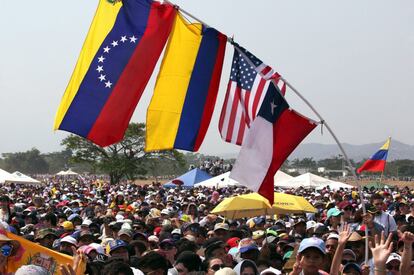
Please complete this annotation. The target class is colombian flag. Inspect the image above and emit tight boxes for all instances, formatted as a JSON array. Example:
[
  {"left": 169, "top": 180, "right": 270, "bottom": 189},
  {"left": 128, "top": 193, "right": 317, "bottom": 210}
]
[
  {"left": 54, "top": 0, "right": 176, "bottom": 147},
  {"left": 145, "top": 14, "right": 227, "bottom": 152},
  {"left": 357, "top": 138, "right": 391, "bottom": 174}
]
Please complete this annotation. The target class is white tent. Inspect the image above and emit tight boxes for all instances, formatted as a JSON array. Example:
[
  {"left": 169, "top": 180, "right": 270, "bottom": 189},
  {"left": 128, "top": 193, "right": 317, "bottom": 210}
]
[
  {"left": 277, "top": 172, "right": 353, "bottom": 190},
  {"left": 195, "top": 170, "right": 293, "bottom": 188},
  {"left": 12, "top": 171, "right": 41, "bottom": 184},
  {"left": 56, "top": 169, "right": 79, "bottom": 176},
  {"left": 0, "top": 168, "right": 16, "bottom": 184},
  {"left": 194, "top": 172, "right": 237, "bottom": 188}
]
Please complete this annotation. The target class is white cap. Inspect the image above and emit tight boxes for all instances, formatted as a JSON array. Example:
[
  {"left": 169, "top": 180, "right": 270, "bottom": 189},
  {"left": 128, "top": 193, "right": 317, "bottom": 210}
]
[
  {"left": 306, "top": 221, "right": 317, "bottom": 231},
  {"left": 260, "top": 267, "right": 282, "bottom": 275},
  {"left": 327, "top": 233, "right": 339, "bottom": 240},
  {"left": 82, "top": 219, "right": 93, "bottom": 226},
  {"left": 386, "top": 252, "right": 401, "bottom": 264},
  {"left": 61, "top": 236, "right": 78, "bottom": 246}
]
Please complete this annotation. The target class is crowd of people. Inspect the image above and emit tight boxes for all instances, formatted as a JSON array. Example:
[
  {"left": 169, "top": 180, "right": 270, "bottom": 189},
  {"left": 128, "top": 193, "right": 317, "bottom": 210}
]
[{"left": 0, "top": 175, "right": 413, "bottom": 275}]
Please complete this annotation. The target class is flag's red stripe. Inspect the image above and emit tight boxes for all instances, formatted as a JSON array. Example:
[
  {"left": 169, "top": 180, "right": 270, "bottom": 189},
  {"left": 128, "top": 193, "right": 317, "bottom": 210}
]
[
  {"left": 244, "top": 90, "right": 251, "bottom": 127},
  {"left": 280, "top": 83, "right": 286, "bottom": 96},
  {"left": 357, "top": 160, "right": 386, "bottom": 174},
  {"left": 226, "top": 86, "right": 242, "bottom": 143},
  {"left": 219, "top": 82, "right": 232, "bottom": 134},
  {"left": 193, "top": 33, "right": 227, "bottom": 151},
  {"left": 87, "top": 5, "right": 176, "bottom": 146},
  {"left": 236, "top": 111, "right": 246, "bottom": 145},
  {"left": 252, "top": 78, "right": 267, "bottom": 119}
]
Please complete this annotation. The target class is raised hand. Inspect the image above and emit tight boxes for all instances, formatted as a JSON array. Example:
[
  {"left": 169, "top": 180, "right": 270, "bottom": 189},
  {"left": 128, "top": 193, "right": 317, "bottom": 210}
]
[
  {"left": 368, "top": 232, "right": 393, "bottom": 266},
  {"left": 338, "top": 223, "right": 352, "bottom": 245}
]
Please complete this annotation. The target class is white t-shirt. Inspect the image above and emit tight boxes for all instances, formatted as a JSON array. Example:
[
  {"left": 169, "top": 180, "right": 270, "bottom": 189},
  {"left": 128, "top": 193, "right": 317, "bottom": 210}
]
[{"left": 373, "top": 212, "right": 397, "bottom": 235}]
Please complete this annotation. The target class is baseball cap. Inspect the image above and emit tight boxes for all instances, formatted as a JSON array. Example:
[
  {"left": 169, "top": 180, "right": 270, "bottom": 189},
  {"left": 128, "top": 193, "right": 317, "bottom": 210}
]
[
  {"left": 338, "top": 201, "right": 352, "bottom": 210},
  {"left": 342, "top": 263, "right": 362, "bottom": 274},
  {"left": 118, "top": 228, "right": 133, "bottom": 238},
  {"left": 171, "top": 228, "right": 182, "bottom": 235},
  {"left": 62, "top": 221, "right": 74, "bottom": 231},
  {"left": 60, "top": 236, "right": 78, "bottom": 247},
  {"left": 252, "top": 230, "right": 265, "bottom": 240},
  {"left": 343, "top": 249, "right": 357, "bottom": 261},
  {"left": 106, "top": 239, "right": 127, "bottom": 254},
  {"left": 238, "top": 238, "right": 259, "bottom": 253},
  {"left": 298, "top": 237, "right": 326, "bottom": 255},
  {"left": 386, "top": 253, "right": 401, "bottom": 264},
  {"left": 226, "top": 237, "right": 240, "bottom": 249},
  {"left": 260, "top": 267, "right": 281, "bottom": 275},
  {"left": 35, "top": 229, "right": 58, "bottom": 241},
  {"left": 306, "top": 221, "right": 317, "bottom": 231},
  {"left": 214, "top": 223, "right": 229, "bottom": 232},
  {"left": 327, "top": 208, "right": 342, "bottom": 219},
  {"left": 327, "top": 233, "right": 339, "bottom": 240}
]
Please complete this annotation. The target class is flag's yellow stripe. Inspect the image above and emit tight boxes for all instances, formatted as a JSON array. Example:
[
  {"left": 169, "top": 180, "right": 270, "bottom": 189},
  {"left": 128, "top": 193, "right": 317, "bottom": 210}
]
[
  {"left": 380, "top": 137, "right": 391, "bottom": 150},
  {"left": 53, "top": 0, "right": 122, "bottom": 130},
  {"left": 145, "top": 14, "right": 202, "bottom": 151}
]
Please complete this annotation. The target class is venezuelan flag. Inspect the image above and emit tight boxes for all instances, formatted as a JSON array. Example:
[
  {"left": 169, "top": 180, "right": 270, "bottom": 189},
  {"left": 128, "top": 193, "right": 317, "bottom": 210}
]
[
  {"left": 357, "top": 138, "right": 391, "bottom": 174},
  {"left": 145, "top": 14, "right": 227, "bottom": 152},
  {"left": 54, "top": 0, "right": 176, "bottom": 147}
]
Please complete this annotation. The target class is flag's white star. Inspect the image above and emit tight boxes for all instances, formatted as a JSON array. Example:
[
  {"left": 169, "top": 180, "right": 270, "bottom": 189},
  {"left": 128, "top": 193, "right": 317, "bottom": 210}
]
[
  {"left": 130, "top": 35, "right": 137, "bottom": 43},
  {"left": 103, "top": 46, "right": 111, "bottom": 53},
  {"left": 111, "top": 40, "right": 119, "bottom": 47},
  {"left": 105, "top": 81, "right": 112, "bottom": 88},
  {"left": 98, "top": 56, "right": 105, "bottom": 63},
  {"left": 270, "top": 100, "right": 277, "bottom": 115},
  {"left": 120, "top": 36, "right": 127, "bottom": 43},
  {"left": 96, "top": 66, "right": 104, "bottom": 73},
  {"left": 98, "top": 74, "right": 106, "bottom": 82}
]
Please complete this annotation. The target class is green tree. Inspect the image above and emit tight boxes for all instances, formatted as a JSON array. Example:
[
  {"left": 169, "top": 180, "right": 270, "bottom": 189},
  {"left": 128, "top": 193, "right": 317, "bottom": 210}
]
[
  {"left": 61, "top": 123, "right": 186, "bottom": 184},
  {"left": 2, "top": 148, "right": 49, "bottom": 174}
]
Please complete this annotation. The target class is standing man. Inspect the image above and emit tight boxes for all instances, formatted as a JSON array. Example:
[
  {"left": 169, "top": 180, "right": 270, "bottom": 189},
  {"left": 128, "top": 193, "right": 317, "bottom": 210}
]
[{"left": 371, "top": 193, "right": 397, "bottom": 235}]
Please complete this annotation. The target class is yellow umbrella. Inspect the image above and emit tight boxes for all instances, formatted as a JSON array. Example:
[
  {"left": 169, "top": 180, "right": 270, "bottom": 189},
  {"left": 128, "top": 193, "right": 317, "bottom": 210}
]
[{"left": 211, "top": 192, "right": 316, "bottom": 219}]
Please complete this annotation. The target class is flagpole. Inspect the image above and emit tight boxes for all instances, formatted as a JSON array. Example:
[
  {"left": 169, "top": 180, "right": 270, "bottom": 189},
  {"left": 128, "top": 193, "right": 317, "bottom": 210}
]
[{"left": 165, "top": 0, "right": 370, "bottom": 263}]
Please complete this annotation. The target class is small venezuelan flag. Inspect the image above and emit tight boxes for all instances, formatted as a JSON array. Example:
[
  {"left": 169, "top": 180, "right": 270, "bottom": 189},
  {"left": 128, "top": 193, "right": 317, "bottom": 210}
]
[
  {"left": 357, "top": 137, "right": 391, "bottom": 174},
  {"left": 54, "top": 0, "right": 176, "bottom": 147},
  {"left": 145, "top": 14, "right": 227, "bottom": 152}
]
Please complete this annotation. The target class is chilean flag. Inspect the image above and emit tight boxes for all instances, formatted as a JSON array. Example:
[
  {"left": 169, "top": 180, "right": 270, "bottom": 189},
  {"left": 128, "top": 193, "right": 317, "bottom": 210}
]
[
  {"left": 357, "top": 138, "right": 391, "bottom": 174},
  {"left": 230, "top": 82, "right": 317, "bottom": 204}
]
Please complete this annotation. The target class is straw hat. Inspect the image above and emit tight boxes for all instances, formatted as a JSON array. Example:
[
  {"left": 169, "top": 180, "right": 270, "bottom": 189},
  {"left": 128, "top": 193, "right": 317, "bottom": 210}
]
[{"left": 0, "top": 233, "right": 21, "bottom": 256}]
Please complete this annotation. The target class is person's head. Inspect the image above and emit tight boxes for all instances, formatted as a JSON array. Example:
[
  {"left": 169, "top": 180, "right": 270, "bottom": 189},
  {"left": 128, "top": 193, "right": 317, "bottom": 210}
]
[
  {"left": 35, "top": 229, "right": 58, "bottom": 249},
  {"left": 78, "top": 231, "right": 94, "bottom": 246},
  {"left": 342, "top": 262, "right": 362, "bottom": 275},
  {"left": 386, "top": 253, "right": 401, "bottom": 275},
  {"left": 346, "top": 232, "right": 364, "bottom": 262},
  {"left": 298, "top": 237, "right": 326, "bottom": 274},
  {"left": 341, "top": 249, "right": 357, "bottom": 265},
  {"left": 174, "top": 251, "right": 202, "bottom": 275},
  {"left": 102, "top": 260, "right": 134, "bottom": 275},
  {"left": 327, "top": 208, "right": 342, "bottom": 227},
  {"left": 214, "top": 223, "right": 229, "bottom": 241},
  {"left": 238, "top": 238, "right": 260, "bottom": 263},
  {"left": 0, "top": 234, "right": 20, "bottom": 269},
  {"left": 205, "top": 257, "right": 225, "bottom": 275},
  {"left": 370, "top": 193, "right": 384, "bottom": 213},
  {"left": 44, "top": 213, "right": 57, "bottom": 227},
  {"left": 59, "top": 236, "right": 77, "bottom": 256},
  {"left": 338, "top": 201, "right": 353, "bottom": 219},
  {"left": 15, "top": 264, "right": 48, "bottom": 275},
  {"left": 325, "top": 234, "right": 339, "bottom": 256},
  {"left": 293, "top": 219, "right": 306, "bottom": 235},
  {"left": 107, "top": 240, "right": 129, "bottom": 263},
  {"left": 136, "top": 251, "right": 169, "bottom": 275},
  {"left": 0, "top": 196, "right": 10, "bottom": 211},
  {"left": 233, "top": 260, "right": 258, "bottom": 275}
]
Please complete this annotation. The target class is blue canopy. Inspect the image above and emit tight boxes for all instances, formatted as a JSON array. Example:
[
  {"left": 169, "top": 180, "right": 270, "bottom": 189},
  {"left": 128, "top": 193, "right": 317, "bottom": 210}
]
[{"left": 164, "top": 168, "right": 212, "bottom": 188}]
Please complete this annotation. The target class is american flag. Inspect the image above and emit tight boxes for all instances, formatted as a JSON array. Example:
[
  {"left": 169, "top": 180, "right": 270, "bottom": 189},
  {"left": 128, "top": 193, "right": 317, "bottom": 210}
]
[{"left": 218, "top": 45, "right": 286, "bottom": 145}]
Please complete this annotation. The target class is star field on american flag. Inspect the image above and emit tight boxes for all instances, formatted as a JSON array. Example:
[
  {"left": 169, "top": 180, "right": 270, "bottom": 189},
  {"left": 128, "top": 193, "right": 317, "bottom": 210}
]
[{"left": 230, "top": 51, "right": 259, "bottom": 90}]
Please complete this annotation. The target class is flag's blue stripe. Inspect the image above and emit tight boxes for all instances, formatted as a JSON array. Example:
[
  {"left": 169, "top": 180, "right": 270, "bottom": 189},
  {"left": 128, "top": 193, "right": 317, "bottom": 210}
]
[
  {"left": 370, "top": 149, "right": 388, "bottom": 161},
  {"left": 59, "top": 0, "right": 152, "bottom": 137},
  {"left": 173, "top": 28, "right": 220, "bottom": 150}
]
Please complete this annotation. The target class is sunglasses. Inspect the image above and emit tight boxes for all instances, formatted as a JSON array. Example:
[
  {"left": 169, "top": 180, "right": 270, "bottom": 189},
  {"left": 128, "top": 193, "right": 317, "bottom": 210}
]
[
  {"left": 1, "top": 244, "right": 13, "bottom": 257},
  {"left": 211, "top": 264, "right": 226, "bottom": 271}
]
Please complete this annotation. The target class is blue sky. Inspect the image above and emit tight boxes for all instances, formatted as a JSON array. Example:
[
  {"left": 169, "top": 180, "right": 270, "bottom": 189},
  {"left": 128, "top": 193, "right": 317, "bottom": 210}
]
[{"left": 0, "top": 0, "right": 413, "bottom": 156}]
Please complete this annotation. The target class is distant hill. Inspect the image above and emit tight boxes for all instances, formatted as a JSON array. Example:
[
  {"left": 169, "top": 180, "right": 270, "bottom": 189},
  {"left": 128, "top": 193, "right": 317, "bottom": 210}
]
[
  {"left": 288, "top": 140, "right": 414, "bottom": 161},
  {"left": 218, "top": 140, "right": 414, "bottom": 161}
]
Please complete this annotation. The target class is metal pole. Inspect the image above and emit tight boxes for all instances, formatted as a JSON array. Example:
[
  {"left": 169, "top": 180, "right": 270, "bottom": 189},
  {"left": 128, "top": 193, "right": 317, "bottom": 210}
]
[{"left": 165, "top": 0, "right": 370, "bottom": 263}]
